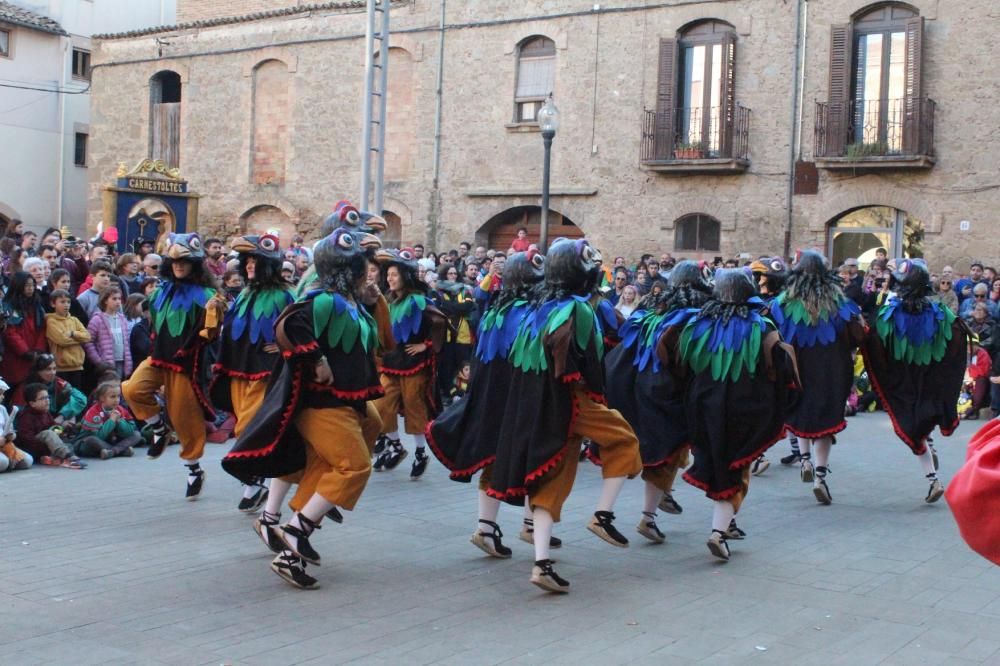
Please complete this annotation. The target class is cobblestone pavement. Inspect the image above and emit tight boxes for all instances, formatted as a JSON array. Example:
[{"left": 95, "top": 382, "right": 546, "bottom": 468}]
[{"left": 4, "top": 412, "right": 1000, "bottom": 665}]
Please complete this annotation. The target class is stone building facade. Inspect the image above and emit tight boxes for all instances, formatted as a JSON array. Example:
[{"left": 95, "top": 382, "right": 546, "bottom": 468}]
[{"left": 88, "top": 0, "right": 1000, "bottom": 267}]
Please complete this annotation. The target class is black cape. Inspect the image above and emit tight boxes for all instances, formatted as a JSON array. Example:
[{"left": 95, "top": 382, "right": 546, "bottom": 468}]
[
  {"left": 487, "top": 299, "right": 604, "bottom": 505},
  {"left": 222, "top": 297, "right": 383, "bottom": 484},
  {"left": 680, "top": 330, "right": 800, "bottom": 500},
  {"left": 603, "top": 312, "right": 692, "bottom": 468},
  {"left": 786, "top": 319, "right": 865, "bottom": 438},
  {"left": 861, "top": 317, "right": 969, "bottom": 454}
]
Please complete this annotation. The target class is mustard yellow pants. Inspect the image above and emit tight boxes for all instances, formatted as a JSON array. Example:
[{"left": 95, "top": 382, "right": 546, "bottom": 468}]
[
  {"left": 123, "top": 360, "right": 205, "bottom": 461},
  {"left": 642, "top": 447, "right": 690, "bottom": 492},
  {"left": 229, "top": 377, "right": 267, "bottom": 439},
  {"left": 374, "top": 370, "right": 432, "bottom": 435},
  {"left": 530, "top": 389, "right": 642, "bottom": 522},
  {"left": 288, "top": 406, "right": 373, "bottom": 512}
]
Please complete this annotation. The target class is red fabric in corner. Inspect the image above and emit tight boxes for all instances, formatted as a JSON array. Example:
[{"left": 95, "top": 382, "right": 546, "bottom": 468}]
[{"left": 945, "top": 419, "right": 1000, "bottom": 566}]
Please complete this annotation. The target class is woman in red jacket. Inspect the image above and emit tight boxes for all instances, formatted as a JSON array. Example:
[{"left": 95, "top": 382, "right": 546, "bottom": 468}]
[{"left": 1, "top": 272, "right": 49, "bottom": 388}]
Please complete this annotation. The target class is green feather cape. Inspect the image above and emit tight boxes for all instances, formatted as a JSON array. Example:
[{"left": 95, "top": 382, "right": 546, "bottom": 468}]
[
  {"left": 311, "top": 292, "right": 377, "bottom": 355},
  {"left": 509, "top": 296, "right": 602, "bottom": 373}
]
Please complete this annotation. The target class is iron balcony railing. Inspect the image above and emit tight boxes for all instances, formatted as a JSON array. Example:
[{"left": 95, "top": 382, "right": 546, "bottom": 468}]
[
  {"left": 640, "top": 104, "right": 751, "bottom": 163},
  {"left": 814, "top": 96, "right": 935, "bottom": 159}
]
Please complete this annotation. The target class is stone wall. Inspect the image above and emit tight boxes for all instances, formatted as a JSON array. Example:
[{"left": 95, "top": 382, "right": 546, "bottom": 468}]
[{"left": 90, "top": 0, "right": 1000, "bottom": 268}]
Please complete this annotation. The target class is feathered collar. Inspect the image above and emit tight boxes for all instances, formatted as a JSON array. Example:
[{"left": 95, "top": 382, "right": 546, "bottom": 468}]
[
  {"left": 679, "top": 298, "right": 772, "bottom": 382},
  {"left": 770, "top": 293, "right": 859, "bottom": 348},
  {"left": 876, "top": 297, "right": 957, "bottom": 365}
]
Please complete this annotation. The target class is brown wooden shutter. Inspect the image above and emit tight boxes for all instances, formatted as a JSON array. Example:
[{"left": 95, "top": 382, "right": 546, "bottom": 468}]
[
  {"left": 826, "top": 23, "right": 853, "bottom": 156},
  {"left": 654, "top": 38, "right": 677, "bottom": 160},
  {"left": 903, "top": 16, "right": 924, "bottom": 154},
  {"left": 152, "top": 102, "right": 181, "bottom": 168},
  {"left": 719, "top": 32, "right": 737, "bottom": 156}
]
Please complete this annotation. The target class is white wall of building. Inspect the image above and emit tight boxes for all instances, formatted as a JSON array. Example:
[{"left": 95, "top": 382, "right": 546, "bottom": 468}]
[{"left": 0, "top": 0, "right": 175, "bottom": 235}]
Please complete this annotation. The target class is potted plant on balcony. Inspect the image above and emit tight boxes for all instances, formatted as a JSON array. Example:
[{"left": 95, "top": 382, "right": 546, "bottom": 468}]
[
  {"left": 674, "top": 143, "right": 704, "bottom": 160},
  {"left": 845, "top": 141, "right": 889, "bottom": 160}
]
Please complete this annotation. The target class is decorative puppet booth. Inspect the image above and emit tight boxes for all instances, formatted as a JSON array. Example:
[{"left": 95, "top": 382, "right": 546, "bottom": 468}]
[{"left": 100, "top": 159, "right": 200, "bottom": 253}]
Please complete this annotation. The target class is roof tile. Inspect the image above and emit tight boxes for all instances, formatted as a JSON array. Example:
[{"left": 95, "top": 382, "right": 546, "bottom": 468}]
[{"left": 0, "top": 1, "right": 68, "bottom": 36}]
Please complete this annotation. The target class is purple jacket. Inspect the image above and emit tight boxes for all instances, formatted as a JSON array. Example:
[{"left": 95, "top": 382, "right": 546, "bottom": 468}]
[{"left": 85, "top": 312, "right": 133, "bottom": 376}]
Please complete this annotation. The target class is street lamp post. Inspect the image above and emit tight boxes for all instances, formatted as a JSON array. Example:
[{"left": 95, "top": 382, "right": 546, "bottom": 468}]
[{"left": 537, "top": 94, "right": 560, "bottom": 253}]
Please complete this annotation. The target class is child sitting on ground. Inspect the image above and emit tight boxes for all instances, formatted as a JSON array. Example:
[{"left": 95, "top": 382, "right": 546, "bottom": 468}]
[
  {"left": 16, "top": 382, "right": 85, "bottom": 468},
  {"left": 45, "top": 288, "right": 91, "bottom": 388},
  {"left": 963, "top": 335, "right": 992, "bottom": 420},
  {"left": 0, "top": 379, "right": 31, "bottom": 471},
  {"left": 74, "top": 381, "right": 141, "bottom": 459}
]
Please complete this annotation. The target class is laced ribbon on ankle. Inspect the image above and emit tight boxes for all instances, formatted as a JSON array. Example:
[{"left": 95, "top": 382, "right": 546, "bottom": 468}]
[{"left": 479, "top": 519, "right": 503, "bottom": 538}]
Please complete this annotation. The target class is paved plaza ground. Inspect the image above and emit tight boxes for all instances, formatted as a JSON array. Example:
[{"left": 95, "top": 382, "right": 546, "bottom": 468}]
[{"left": 4, "top": 411, "right": 1000, "bottom": 665}]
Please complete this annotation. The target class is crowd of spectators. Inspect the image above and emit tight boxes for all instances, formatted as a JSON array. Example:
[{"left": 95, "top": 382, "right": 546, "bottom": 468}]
[{"left": 0, "top": 217, "right": 995, "bottom": 473}]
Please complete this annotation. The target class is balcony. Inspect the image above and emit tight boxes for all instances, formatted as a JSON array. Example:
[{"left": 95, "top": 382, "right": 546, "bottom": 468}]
[
  {"left": 640, "top": 104, "right": 751, "bottom": 174},
  {"left": 814, "top": 97, "right": 935, "bottom": 170}
]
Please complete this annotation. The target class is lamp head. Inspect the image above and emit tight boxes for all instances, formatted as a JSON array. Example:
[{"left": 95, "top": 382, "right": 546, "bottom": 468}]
[{"left": 538, "top": 94, "right": 560, "bottom": 134}]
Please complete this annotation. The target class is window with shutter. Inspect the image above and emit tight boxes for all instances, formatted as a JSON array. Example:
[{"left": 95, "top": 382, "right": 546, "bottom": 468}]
[
  {"left": 817, "top": 4, "right": 931, "bottom": 163},
  {"left": 149, "top": 71, "right": 182, "bottom": 168},
  {"left": 675, "top": 21, "right": 736, "bottom": 158},
  {"left": 847, "top": 4, "right": 917, "bottom": 154},
  {"left": 902, "top": 16, "right": 924, "bottom": 153},
  {"left": 825, "top": 24, "right": 853, "bottom": 156},
  {"left": 0, "top": 29, "right": 11, "bottom": 58},
  {"left": 654, "top": 38, "right": 676, "bottom": 159},
  {"left": 72, "top": 49, "right": 91, "bottom": 80},
  {"left": 513, "top": 36, "right": 555, "bottom": 124},
  {"left": 74, "top": 133, "right": 88, "bottom": 166}
]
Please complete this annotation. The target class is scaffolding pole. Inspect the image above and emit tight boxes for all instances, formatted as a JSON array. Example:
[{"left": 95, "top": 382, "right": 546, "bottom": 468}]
[{"left": 360, "top": 0, "right": 389, "bottom": 213}]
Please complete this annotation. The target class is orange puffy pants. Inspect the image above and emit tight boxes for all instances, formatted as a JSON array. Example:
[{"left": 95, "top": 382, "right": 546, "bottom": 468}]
[
  {"left": 530, "top": 389, "right": 642, "bottom": 522},
  {"left": 642, "top": 446, "right": 690, "bottom": 492},
  {"left": 288, "top": 406, "right": 373, "bottom": 512},
  {"left": 123, "top": 360, "right": 206, "bottom": 461},
  {"left": 229, "top": 377, "right": 267, "bottom": 439},
  {"left": 374, "top": 370, "right": 431, "bottom": 435}
]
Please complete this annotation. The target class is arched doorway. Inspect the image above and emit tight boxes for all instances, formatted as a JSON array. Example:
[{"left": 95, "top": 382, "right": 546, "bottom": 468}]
[
  {"left": 240, "top": 205, "right": 295, "bottom": 246},
  {"left": 827, "top": 205, "right": 924, "bottom": 268},
  {"left": 477, "top": 206, "right": 582, "bottom": 251},
  {"left": 382, "top": 210, "right": 402, "bottom": 248}
]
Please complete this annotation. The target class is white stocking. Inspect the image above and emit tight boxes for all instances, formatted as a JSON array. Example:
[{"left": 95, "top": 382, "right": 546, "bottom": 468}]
[
  {"left": 814, "top": 436, "right": 832, "bottom": 469},
  {"left": 711, "top": 500, "right": 735, "bottom": 532},
  {"left": 918, "top": 449, "right": 937, "bottom": 477},
  {"left": 643, "top": 480, "right": 661, "bottom": 515},
  {"left": 477, "top": 490, "right": 501, "bottom": 532},
  {"left": 264, "top": 478, "right": 292, "bottom": 516},
  {"left": 297, "top": 494, "right": 335, "bottom": 525},
  {"left": 596, "top": 476, "right": 627, "bottom": 512},
  {"left": 532, "top": 507, "right": 554, "bottom": 562}
]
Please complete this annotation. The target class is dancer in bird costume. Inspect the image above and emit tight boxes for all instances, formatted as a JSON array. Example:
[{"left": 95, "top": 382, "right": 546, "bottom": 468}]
[
  {"left": 426, "top": 250, "right": 547, "bottom": 558},
  {"left": 860, "top": 258, "right": 969, "bottom": 503},
  {"left": 248, "top": 227, "right": 389, "bottom": 554},
  {"left": 671, "top": 269, "right": 799, "bottom": 561},
  {"left": 294, "top": 200, "right": 386, "bottom": 299},
  {"left": 748, "top": 256, "right": 792, "bottom": 473},
  {"left": 371, "top": 248, "right": 449, "bottom": 479},
  {"left": 209, "top": 233, "right": 294, "bottom": 513},
  {"left": 122, "top": 233, "right": 226, "bottom": 499},
  {"left": 769, "top": 251, "right": 864, "bottom": 505},
  {"left": 489, "top": 238, "right": 642, "bottom": 593},
  {"left": 603, "top": 260, "right": 711, "bottom": 544},
  {"left": 222, "top": 227, "right": 385, "bottom": 589}
]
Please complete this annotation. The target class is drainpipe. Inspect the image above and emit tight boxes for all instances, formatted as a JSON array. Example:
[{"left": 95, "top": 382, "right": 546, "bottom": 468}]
[
  {"left": 56, "top": 38, "right": 68, "bottom": 230},
  {"left": 784, "top": 0, "right": 806, "bottom": 259},
  {"left": 428, "top": 0, "right": 446, "bottom": 248}
]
